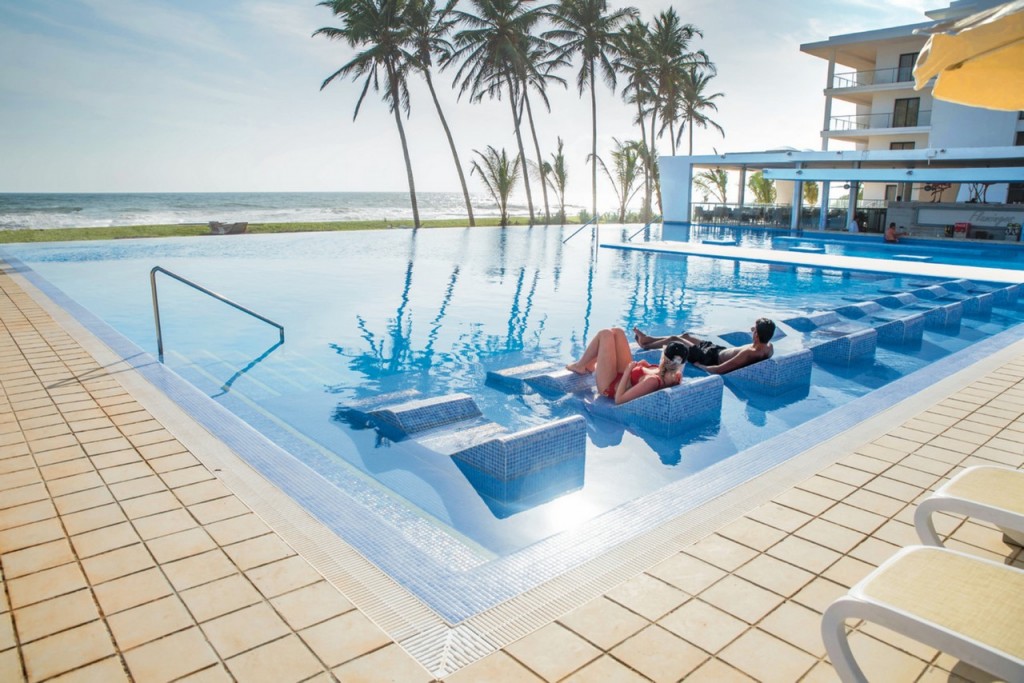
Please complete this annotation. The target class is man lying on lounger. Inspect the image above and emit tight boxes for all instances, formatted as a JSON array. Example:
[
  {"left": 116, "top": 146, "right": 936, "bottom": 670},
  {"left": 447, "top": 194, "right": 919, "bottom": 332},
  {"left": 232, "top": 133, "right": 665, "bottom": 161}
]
[{"left": 633, "top": 317, "right": 776, "bottom": 374}]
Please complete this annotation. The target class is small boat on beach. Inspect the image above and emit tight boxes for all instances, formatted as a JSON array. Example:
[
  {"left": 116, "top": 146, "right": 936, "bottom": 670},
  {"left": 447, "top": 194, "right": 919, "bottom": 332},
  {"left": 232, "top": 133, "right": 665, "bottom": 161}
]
[{"left": 209, "top": 221, "right": 248, "bottom": 235}]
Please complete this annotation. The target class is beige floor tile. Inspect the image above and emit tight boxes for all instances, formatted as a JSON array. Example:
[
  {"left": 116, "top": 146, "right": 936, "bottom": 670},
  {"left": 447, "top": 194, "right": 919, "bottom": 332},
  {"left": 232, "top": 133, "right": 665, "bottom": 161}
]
[
  {"left": 845, "top": 489, "right": 907, "bottom": 517},
  {"left": 47, "top": 655, "right": 132, "bottom": 682},
  {"left": 685, "top": 534, "right": 759, "bottom": 572},
  {"left": 791, "top": 577, "right": 849, "bottom": 614},
  {"left": 159, "top": 465, "right": 214, "bottom": 489},
  {"left": 800, "top": 661, "right": 841, "bottom": 683},
  {"left": 21, "top": 620, "right": 116, "bottom": 682},
  {"left": 773, "top": 488, "right": 835, "bottom": 517},
  {"left": 189, "top": 496, "right": 251, "bottom": 525},
  {"left": 683, "top": 658, "right": 757, "bottom": 682},
  {"left": 123, "top": 627, "right": 220, "bottom": 683},
  {"left": 174, "top": 479, "right": 232, "bottom": 506},
  {"left": 605, "top": 572, "right": 687, "bottom": 621},
  {"left": 839, "top": 452, "right": 891, "bottom": 475},
  {"left": 0, "top": 499, "right": 57, "bottom": 532},
  {"left": 13, "top": 588, "right": 99, "bottom": 643},
  {"left": 202, "top": 602, "right": 290, "bottom": 659},
  {"left": 871, "top": 519, "right": 920, "bottom": 547},
  {"left": 119, "top": 491, "right": 181, "bottom": 519},
  {"left": 107, "top": 475, "right": 166, "bottom": 501},
  {"left": 52, "top": 487, "right": 115, "bottom": 516},
  {"left": 108, "top": 595, "right": 195, "bottom": 651},
  {"left": 698, "top": 575, "right": 783, "bottom": 624},
  {"left": 858, "top": 622, "right": 940, "bottom": 663},
  {"left": 8, "top": 562, "right": 88, "bottom": 609},
  {"left": 646, "top": 551, "right": 726, "bottom": 595},
  {"left": 558, "top": 596, "right": 648, "bottom": 650},
  {"left": 269, "top": 582, "right": 354, "bottom": 632},
  {"left": 758, "top": 600, "right": 827, "bottom": 657},
  {"left": 559, "top": 653, "right": 649, "bottom": 683},
  {"left": 226, "top": 634, "right": 323, "bottom": 683},
  {"left": 38, "top": 458, "right": 94, "bottom": 481},
  {"left": 162, "top": 549, "right": 237, "bottom": 592},
  {"left": 93, "top": 567, "right": 174, "bottom": 615},
  {"left": 899, "top": 453, "right": 956, "bottom": 476},
  {"left": 81, "top": 543, "right": 155, "bottom": 585},
  {"left": 329, "top": 643, "right": 434, "bottom": 683},
  {"left": 46, "top": 471, "right": 105, "bottom": 498},
  {"left": 0, "top": 517, "right": 66, "bottom": 554},
  {"left": 205, "top": 514, "right": 271, "bottom": 546},
  {"left": 70, "top": 521, "right": 140, "bottom": 559},
  {"left": 734, "top": 553, "right": 815, "bottom": 598},
  {"left": 767, "top": 535, "right": 842, "bottom": 574},
  {"left": 128, "top": 429, "right": 174, "bottom": 448},
  {"left": 0, "top": 611, "right": 13, "bottom": 651},
  {"left": 83, "top": 437, "right": 134, "bottom": 457},
  {"left": 883, "top": 463, "right": 943, "bottom": 489},
  {"left": 658, "top": 597, "right": 747, "bottom": 654},
  {"left": 181, "top": 574, "right": 264, "bottom": 623},
  {"left": 610, "top": 624, "right": 707, "bottom": 683},
  {"left": 173, "top": 664, "right": 234, "bottom": 683},
  {"left": 246, "top": 555, "right": 324, "bottom": 599},
  {"left": 222, "top": 533, "right": 294, "bottom": 571},
  {"left": 718, "top": 628, "right": 817, "bottom": 683},
  {"left": 299, "top": 610, "right": 390, "bottom": 668},
  {"left": 820, "top": 502, "right": 887, "bottom": 535},
  {"left": 0, "top": 482, "right": 48, "bottom": 511},
  {"left": 847, "top": 536, "right": 900, "bottom": 567},
  {"left": 148, "top": 451, "right": 200, "bottom": 473},
  {"left": 445, "top": 651, "right": 542, "bottom": 683},
  {"left": 841, "top": 631, "right": 930, "bottom": 682},
  {"left": 746, "top": 501, "right": 813, "bottom": 533},
  {"left": 146, "top": 527, "right": 217, "bottom": 564},
  {"left": 2, "top": 538, "right": 75, "bottom": 579},
  {"left": 717, "top": 516, "right": 788, "bottom": 551},
  {"left": 863, "top": 475, "right": 924, "bottom": 503},
  {"left": 795, "top": 518, "right": 866, "bottom": 554},
  {"left": 62, "top": 503, "right": 127, "bottom": 536},
  {"left": 131, "top": 508, "right": 197, "bottom": 541},
  {"left": 796, "top": 475, "right": 857, "bottom": 502}
]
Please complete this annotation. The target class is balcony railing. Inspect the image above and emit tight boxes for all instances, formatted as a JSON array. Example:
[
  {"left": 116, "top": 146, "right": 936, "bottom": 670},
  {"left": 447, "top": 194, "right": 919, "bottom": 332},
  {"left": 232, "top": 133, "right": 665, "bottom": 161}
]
[
  {"left": 829, "top": 110, "right": 931, "bottom": 131},
  {"left": 832, "top": 67, "right": 915, "bottom": 89}
]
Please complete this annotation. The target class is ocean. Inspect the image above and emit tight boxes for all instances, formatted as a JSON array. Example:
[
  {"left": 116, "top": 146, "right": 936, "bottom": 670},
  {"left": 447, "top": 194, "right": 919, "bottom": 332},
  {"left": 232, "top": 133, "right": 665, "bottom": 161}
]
[{"left": 0, "top": 192, "right": 579, "bottom": 230}]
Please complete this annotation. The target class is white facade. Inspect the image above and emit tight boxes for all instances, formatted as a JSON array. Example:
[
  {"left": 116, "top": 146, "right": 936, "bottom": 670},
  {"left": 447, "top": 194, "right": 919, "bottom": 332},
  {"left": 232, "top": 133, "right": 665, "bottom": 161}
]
[{"left": 799, "top": 0, "right": 1024, "bottom": 203}]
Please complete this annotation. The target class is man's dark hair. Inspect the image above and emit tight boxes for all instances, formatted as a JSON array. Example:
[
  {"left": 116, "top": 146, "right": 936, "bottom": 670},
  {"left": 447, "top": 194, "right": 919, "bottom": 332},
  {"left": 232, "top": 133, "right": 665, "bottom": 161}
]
[{"left": 755, "top": 317, "right": 776, "bottom": 342}]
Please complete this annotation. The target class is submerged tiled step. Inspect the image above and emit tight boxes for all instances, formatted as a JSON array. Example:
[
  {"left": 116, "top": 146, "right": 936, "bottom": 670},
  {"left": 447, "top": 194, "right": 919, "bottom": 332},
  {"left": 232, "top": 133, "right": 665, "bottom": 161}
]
[
  {"left": 833, "top": 302, "right": 926, "bottom": 345},
  {"left": 780, "top": 313, "right": 877, "bottom": 365},
  {"left": 486, "top": 362, "right": 595, "bottom": 395},
  {"left": 451, "top": 416, "right": 587, "bottom": 481},
  {"left": 585, "top": 374, "right": 725, "bottom": 436},
  {"left": 368, "top": 393, "right": 481, "bottom": 437}
]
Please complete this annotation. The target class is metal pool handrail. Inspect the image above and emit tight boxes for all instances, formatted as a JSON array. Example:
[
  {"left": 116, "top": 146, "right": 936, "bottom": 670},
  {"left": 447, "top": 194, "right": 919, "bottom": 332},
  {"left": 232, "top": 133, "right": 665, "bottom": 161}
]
[
  {"left": 562, "top": 217, "right": 598, "bottom": 243},
  {"left": 627, "top": 221, "right": 655, "bottom": 241},
  {"left": 150, "top": 266, "right": 284, "bottom": 359}
]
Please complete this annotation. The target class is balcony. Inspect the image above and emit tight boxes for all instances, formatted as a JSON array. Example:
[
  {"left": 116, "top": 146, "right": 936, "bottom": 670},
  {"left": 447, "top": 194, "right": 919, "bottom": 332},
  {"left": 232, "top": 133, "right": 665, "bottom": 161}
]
[
  {"left": 829, "top": 110, "right": 932, "bottom": 131},
  {"left": 832, "top": 67, "right": 915, "bottom": 89}
]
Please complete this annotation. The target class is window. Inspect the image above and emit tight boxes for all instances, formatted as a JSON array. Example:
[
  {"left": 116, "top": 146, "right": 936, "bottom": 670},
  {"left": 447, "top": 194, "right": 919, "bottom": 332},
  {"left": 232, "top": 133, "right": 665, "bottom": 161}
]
[
  {"left": 893, "top": 98, "right": 920, "bottom": 127},
  {"left": 885, "top": 185, "right": 898, "bottom": 201},
  {"left": 897, "top": 53, "right": 919, "bottom": 82},
  {"left": 1017, "top": 131, "right": 1024, "bottom": 145},
  {"left": 890, "top": 142, "right": 916, "bottom": 150}
]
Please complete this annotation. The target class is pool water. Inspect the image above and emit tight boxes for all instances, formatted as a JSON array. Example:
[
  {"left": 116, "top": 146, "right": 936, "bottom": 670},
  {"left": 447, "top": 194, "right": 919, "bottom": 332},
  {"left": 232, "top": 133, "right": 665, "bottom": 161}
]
[
  {"left": 664, "top": 223, "right": 1024, "bottom": 270},
  {"left": 5, "top": 225, "right": 1024, "bottom": 621}
]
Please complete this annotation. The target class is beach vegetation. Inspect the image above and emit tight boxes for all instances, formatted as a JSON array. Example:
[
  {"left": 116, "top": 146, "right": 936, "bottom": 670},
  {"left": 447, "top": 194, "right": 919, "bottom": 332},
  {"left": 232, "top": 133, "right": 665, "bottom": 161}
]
[
  {"left": 471, "top": 145, "right": 522, "bottom": 225},
  {"left": 694, "top": 168, "right": 728, "bottom": 203},
  {"left": 614, "top": 18, "right": 657, "bottom": 221},
  {"left": 452, "top": 0, "right": 554, "bottom": 225},
  {"left": 593, "top": 138, "right": 644, "bottom": 223},
  {"left": 546, "top": 0, "right": 637, "bottom": 223},
  {"left": 748, "top": 170, "right": 777, "bottom": 204},
  {"left": 520, "top": 44, "right": 568, "bottom": 223},
  {"left": 679, "top": 65, "right": 724, "bottom": 156},
  {"left": 648, "top": 9, "right": 708, "bottom": 156},
  {"left": 409, "top": 0, "right": 477, "bottom": 226},
  {"left": 542, "top": 136, "right": 570, "bottom": 224},
  {"left": 803, "top": 180, "right": 819, "bottom": 206},
  {"left": 315, "top": 0, "right": 424, "bottom": 229}
]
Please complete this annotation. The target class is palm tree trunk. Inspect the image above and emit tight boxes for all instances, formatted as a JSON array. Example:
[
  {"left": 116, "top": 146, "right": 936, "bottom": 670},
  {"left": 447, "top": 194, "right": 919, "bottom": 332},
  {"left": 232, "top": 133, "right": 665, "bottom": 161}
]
[
  {"left": 523, "top": 91, "right": 550, "bottom": 223},
  {"left": 507, "top": 77, "right": 535, "bottom": 224},
  {"left": 637, "top": 100, "right": 651, "bottom": 222},
  {"left": 669, "top": 122, "right": 676, "bottom": 156},
  {"left": 424, "top": 70, "right": 474, "bottom": 226},
  {"left": 589, "top": 61, "right": 598, "bottom": 222},
  {"left": 389, "top": 69, "right": 420, "bottom": 229},
  {"left": 688, "top": 114, "right": 694, "bottom": 156}
]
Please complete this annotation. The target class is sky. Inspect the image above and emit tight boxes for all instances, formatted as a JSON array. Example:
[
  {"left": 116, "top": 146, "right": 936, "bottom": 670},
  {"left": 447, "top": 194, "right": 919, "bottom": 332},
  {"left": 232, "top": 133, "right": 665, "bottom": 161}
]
[{"left": 0, "top": 0, "right": 935, "bottom": 206}]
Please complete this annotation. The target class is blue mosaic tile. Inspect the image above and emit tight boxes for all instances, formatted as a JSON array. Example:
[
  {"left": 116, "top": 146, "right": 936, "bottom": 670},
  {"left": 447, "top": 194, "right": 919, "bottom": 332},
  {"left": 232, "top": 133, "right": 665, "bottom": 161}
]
[
  {"left": 451, "top": 416, "right": 586, "bottom": 480},
  {"left": 485, "top": 361, "right": 557, "bottom": 394},
  {"left": 585, "top": 375, "right": 724, "bottom": 437},
  {"left": 724, "top": 349, "right": 813, "bottom": 394},
  {"left": 526, "top": 368, "right": 597, "bottom": 395},
  {"left": 368, "top": 393, "right": 482, "bottom": 437}
]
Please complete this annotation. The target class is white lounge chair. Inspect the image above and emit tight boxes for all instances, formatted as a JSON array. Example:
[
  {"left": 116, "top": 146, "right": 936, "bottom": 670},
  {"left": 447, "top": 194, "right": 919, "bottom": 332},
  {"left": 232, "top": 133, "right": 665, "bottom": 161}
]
[
  {"left": 821, "top": 545, "right": 1024, "bottom": 683},
  {"left": 914, "top": 465, "right": 1024, "bottom": 548}
]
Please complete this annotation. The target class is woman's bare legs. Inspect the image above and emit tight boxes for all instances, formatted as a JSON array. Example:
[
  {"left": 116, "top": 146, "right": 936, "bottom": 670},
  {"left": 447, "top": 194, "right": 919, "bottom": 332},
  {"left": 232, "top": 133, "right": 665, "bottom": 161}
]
[{"left": 567, "top": 328, "right": 632, "bottom": 392}]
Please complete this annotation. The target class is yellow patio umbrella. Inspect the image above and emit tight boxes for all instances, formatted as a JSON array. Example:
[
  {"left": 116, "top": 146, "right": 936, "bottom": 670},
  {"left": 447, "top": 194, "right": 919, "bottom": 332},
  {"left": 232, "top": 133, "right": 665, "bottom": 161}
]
[{"left": 913, "top": 0, "right": 1024, "bottom": 110}]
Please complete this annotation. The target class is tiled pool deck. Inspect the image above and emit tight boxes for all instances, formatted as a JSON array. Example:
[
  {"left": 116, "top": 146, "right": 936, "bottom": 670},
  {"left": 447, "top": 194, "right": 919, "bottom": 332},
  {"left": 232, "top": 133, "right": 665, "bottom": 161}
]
[{"left": 2, "top": 260, "right": 1023, "bottom": 682}]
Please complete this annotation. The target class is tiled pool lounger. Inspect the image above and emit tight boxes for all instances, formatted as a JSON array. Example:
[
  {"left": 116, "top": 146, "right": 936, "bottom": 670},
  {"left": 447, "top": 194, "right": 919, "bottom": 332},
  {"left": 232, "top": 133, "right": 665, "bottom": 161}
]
[{"left": 2, "top": 261, "right": 1024, "bottom": 682}]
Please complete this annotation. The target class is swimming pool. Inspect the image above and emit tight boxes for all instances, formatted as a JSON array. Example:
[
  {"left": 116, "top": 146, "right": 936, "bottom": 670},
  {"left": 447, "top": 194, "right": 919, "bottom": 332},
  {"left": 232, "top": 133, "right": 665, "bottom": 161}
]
[
  {"left": 4, "top": 225, "right": 1023, "bottom": 621},
  {"left": 663, "top": 223, "right": 1024, "bottom": 270}
]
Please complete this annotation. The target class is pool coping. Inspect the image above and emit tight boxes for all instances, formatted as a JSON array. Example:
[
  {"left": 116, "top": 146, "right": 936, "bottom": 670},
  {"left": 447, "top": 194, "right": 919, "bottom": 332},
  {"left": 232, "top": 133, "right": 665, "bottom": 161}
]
[{"left": 5, "top": 247, "right": 1024, "bottom": 677}]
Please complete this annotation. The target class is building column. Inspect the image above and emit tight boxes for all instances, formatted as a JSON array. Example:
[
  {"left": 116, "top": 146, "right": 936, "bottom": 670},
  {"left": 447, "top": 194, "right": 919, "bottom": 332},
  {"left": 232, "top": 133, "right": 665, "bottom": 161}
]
[
  {"left": 846, "top": 181, "right": 859, "bottom": 229},
  {"left": 822, "top": 56, "right": 836, "bottom": 152},
  {"left": 737, "top": 166, "right": 747, "bottom": 212},
  {"left": 791, "top": 173, "right": 803, "bottom": 233},
  {"left": 818, "top": 181, "right": 831, "bottom": 230}
]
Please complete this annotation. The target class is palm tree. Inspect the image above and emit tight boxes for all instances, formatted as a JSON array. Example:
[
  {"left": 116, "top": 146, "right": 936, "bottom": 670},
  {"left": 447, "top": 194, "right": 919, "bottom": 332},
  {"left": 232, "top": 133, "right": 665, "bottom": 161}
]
[
  {"left": 748, "top": 171, "right": 777, "bottom": 204},
  {"left": 409, "top": 0, "right": 476, "bottom": 225},
  {"left": 594, "top": 138, "right": 644, "bottom": 222},
  {"left": 803, "top": 181, "right": 819, "bottom": 206},
  {"left": 678, "top": 66, "right": 724, "bottom": 155},
  {"left": 315, "top": 0, "right": 422, "bottom": 228},
  {"left": 693, "top": 168, "right": 728, "bottom": 203},
  {"left": 615, "top": 19, "right": 656, "bottom": 220},
  {"left": 452, "top": 0, "right": 553, "bottom": 225},
  {"left": 520, "top": 46, "right": 568, "bottom": 223},
  {"left": 646, "top": 9, "right": 707, "bottom": 157},
  {"left": 472, "top": 146, "right": 522, "bottom": 225},
  {"left": 547, "top": 0, "right": 637, "bottom": 221},
  {"left": 543, "top": 136, "right": 569, "bottom": 223}
]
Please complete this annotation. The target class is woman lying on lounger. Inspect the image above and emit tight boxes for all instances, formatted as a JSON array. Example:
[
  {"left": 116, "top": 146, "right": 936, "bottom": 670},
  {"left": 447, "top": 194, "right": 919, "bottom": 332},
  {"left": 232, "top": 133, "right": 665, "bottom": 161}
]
[{"left": 566, "top": 327, "right": 686, "bottom": 405}]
